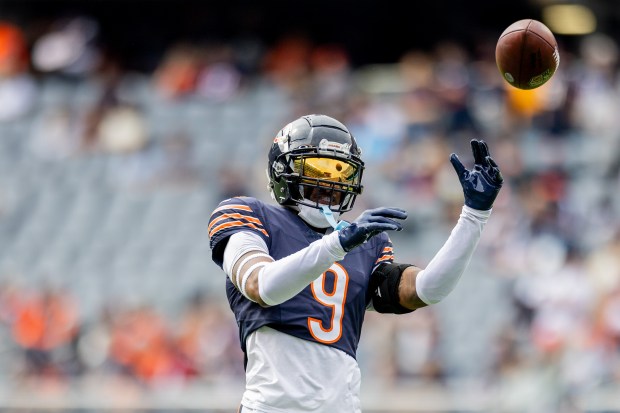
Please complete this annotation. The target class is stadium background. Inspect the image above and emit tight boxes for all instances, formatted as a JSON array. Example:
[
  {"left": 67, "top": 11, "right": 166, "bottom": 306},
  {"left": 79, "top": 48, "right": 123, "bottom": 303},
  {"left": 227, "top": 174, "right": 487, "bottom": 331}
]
[{"left": 0, "top": 0, "right": 619, "bottom": 412}]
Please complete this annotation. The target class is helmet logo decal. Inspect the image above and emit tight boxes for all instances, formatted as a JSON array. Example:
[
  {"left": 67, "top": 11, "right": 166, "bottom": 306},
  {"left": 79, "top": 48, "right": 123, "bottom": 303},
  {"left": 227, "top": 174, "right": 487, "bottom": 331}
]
[
  {"left": 274, "top": 123, "right": 293, "bottom": 153},
  {"left": 319, "top": 139, "right": 350, "bottom": 154}
]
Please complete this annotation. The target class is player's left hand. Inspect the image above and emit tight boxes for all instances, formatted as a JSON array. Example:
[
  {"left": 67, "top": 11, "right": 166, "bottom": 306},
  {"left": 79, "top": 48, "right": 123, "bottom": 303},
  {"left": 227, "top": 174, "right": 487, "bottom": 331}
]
[
  {"left": 338, "top": 207, "right": 407, "bottom": 252},
  {"left": 450, "top": 139, "right": 503, "bottom": 211}
]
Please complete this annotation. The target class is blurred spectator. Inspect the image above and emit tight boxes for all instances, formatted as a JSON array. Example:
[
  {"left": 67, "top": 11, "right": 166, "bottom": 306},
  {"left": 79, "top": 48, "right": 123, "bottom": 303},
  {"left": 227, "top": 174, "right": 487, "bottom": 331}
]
[
  {"left": 196, "top": 61, "right": 241, "bottom": 101},
  {"left": 174, "top": 292, "right": 243, "bottom": 381},
  {"left": 390, "top": 309, "right": 444, "bottom": 383},
  {"left": 344, "top": 95, "right": 407, "bottom": 165},
  {"left": 528, "top": 249, "right": 594, "bottom": 355},
  {"left": 0, "top": 22, "right": 37, "bottom": 122},
  {"left": 96, "top": 105, "right": 148, "bottom": 154},
  {"left": 10, "top": 286, "right": 80, "bottom": 380},
  {"left": 0, "top": 22, "right": 28, "bottom": 76},
  {"left": 585, "top": 230, "right": 620, "bottom": 295},
  {"left": 75, "top": 305, "right": 113, "bottom": 374},
  {"left": 261, "top": 34, "right": 312, "bottom": 97},
  {"left": 596, "top": 286, "right": 620, "bottom": 350},
  {"left": 107, "top": 304, "right": 179, "bottom": 385},
  {"left": 31, "top": 16, "right": 102, "bottom": 76},
  {"left": 433, "top": 41, "right": 481, "bottom": 138},
  {"left": 385, "top": 135, "right": 448, "bottom": 206},
  {"left": 72, "top": 57, "right": 151, "bottom": 155},
  {"left": 153, "top": 43, "right": 202, "bottom": 100},
  {"left": 305, "top": 44, "right": 352, "bottom": 118},
  {"left": 572, "top": 33, "right": 620, "bottom": 140},
  {"left": 398, "top": 50, "right": 444, "bottom": 141},
  {"left": 195, "top": 43, "right": 242, "bottom": 101}
]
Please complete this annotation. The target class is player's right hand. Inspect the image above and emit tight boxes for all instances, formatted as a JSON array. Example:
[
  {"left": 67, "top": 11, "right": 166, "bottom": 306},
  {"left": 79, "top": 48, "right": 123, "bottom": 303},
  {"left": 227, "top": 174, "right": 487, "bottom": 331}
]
[
  {"left": 450, "top": 139, "right": 503, "bottom": 211},
  {"left": 338, "top": 207, "right": 407, "bottom": 252}
]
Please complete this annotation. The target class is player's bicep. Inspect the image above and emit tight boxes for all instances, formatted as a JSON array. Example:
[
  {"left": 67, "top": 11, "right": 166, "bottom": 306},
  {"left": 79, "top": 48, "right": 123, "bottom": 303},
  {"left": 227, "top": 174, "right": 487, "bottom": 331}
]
[{"left": 398, "top": 265, "right": 428, "bottom": 310}]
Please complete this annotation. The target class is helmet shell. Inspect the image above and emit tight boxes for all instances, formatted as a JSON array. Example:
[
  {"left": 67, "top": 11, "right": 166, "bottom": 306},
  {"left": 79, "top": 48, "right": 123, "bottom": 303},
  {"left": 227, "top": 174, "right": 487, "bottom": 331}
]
[{"left": 267, "top": 114, "right": 364, "bottom": 212}]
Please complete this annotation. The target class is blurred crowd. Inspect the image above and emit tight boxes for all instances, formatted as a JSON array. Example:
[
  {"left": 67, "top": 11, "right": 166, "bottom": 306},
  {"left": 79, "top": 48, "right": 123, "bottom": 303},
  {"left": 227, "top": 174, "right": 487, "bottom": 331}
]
[{"left": 1, "top": 13, "right": 620, "bottom": 412}]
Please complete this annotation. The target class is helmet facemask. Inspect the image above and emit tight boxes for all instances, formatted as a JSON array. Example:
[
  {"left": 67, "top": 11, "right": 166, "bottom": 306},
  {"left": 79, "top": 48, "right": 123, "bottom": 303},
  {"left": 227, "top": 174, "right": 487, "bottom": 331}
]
[{"left": 271, "top": 146, "right": 364, "bottom": 213}]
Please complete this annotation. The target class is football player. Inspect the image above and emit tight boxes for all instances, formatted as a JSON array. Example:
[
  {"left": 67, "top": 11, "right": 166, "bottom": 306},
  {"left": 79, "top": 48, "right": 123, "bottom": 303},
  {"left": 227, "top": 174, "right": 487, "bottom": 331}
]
[{"left": 208, "top": 114, "right": 503, "bottom": 412}]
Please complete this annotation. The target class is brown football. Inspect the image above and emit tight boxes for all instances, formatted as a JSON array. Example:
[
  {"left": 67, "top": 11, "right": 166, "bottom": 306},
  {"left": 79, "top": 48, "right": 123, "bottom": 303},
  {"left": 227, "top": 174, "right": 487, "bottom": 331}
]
[{"left": 495, "top": 19, "right": 560, "bottom": 90}]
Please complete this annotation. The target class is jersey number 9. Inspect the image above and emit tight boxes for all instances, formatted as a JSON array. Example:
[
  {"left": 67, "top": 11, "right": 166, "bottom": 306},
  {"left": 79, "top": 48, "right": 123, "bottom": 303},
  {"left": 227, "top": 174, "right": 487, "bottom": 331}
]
[{"left": 308, "top": 263, "right": 349, "bottom": 344}]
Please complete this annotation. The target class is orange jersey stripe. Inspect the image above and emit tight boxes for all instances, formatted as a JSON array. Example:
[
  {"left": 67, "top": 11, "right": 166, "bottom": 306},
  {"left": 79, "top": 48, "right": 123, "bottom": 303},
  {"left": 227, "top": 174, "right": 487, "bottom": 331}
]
[
  {"left": 208, "top": 212, "right": 263, "bottom": 233},
  {"left": 209, "top": 220, "right": 269, "bottom": 239},
  {"left": 374, "top": 255, "right": 394, "bottom": 264},
  {"left": 382, "top": 247, "right": 393, "bottom": 253},
  {"left": 210, "top": 204, "right": 253, "bottom": 217}
]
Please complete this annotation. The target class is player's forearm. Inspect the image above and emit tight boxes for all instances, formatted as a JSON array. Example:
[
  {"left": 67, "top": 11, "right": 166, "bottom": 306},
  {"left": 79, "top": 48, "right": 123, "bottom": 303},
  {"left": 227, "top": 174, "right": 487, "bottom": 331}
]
[
  {"left": 257, "top": 231, "right": 346, "bottom": 306},
  {"left": 414, "top": 206, "right": 490, "bottom": 305}
]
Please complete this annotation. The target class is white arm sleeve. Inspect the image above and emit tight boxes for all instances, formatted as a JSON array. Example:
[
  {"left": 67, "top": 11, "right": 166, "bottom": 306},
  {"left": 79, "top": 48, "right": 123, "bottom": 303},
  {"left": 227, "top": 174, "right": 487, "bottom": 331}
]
[
  {"left": 258, "top": 231, "right": 346, "bottom": 306},
  {"left": 415, "top": 205, "right": 491, "bottom": 305},
  {"left": 222, "top": 230, "right": 347, "bottom": 306},
  {"left": 222, "top": 231, "right": 270, "bottom": 279}
]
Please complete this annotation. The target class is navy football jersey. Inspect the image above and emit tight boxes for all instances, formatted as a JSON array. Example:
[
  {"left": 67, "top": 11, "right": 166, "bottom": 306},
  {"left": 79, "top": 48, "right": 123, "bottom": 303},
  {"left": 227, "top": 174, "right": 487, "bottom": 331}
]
[{"left": 209, "top": 197, "right": 394, "bottom": 359}]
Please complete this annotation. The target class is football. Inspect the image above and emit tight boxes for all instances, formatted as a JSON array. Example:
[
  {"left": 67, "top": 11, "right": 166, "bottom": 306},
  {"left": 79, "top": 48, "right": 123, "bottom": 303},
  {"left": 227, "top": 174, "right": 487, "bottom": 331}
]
[{"left": 495, "top": 19, "right": 560, "bottom": 90}]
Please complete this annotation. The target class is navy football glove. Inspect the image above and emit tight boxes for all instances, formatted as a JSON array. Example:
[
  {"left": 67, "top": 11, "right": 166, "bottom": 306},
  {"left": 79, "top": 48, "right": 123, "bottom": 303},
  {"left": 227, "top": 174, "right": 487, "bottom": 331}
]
[
  {"left": 338, "top": 207, "right": 407, "bottom": 252},
  {"left": 450, "top": 139, "right": 503, "bottom": 211}
]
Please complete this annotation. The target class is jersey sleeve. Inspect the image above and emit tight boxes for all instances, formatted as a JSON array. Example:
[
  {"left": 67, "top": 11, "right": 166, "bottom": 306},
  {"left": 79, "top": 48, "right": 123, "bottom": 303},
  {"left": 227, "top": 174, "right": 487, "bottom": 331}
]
[
  {"left": 366, "top": 234, "right": 416, "bottom": 314},
  {"left": 372, "top": 233, "right": 394, "bottom": 270},
  {"left": 208, "top": 197, "right": 271, "bottom": 267}
]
